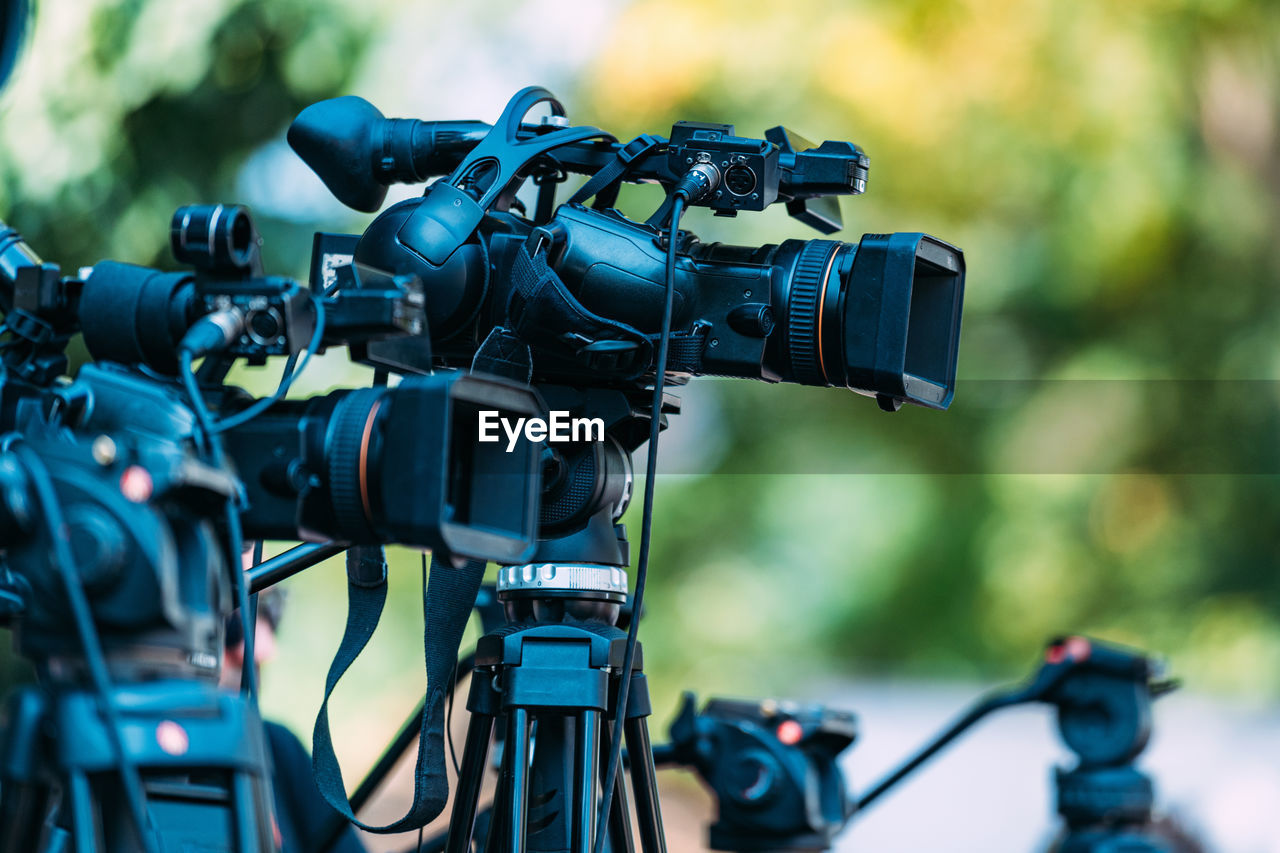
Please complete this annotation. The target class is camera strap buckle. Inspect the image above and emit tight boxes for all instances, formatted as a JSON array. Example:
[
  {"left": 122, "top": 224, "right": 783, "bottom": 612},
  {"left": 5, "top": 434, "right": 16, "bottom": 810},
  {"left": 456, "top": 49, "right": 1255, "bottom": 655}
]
[
  {"left": 618, "top": 133, "right": 662, "bottom": 165},
  {"left": 568, "top": 133, "right": 664, "bottom": 210},
  {"left": 4, "top": 309, "right": 56, "bottom": 345}
]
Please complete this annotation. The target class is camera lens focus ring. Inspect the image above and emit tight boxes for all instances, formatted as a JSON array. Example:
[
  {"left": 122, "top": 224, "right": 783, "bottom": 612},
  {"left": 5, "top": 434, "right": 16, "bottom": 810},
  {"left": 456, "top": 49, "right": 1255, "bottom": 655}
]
[
  {"left": 326, "top": 388, "right": 384, "bottom": 541},
  {"left": 787, "top": 240, "right": 839, "bottom": 386}
]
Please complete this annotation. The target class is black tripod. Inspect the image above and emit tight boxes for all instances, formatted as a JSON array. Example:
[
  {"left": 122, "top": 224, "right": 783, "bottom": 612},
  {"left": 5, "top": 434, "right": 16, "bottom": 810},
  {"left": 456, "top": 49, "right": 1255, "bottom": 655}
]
[
  {"left": 440, "top": 387, "right": 669, "bottom": 853},
  {"left": 264, "top": 386, "right": 673, "bottom": 853},
  {"left": 853, "top": 636, "right": 1179, "bottom": 853},
  {"left": 444, "top": 556, "right": 667, "bottom": 853},
  {"left": 1048, "top": 640, "right": 1177, "bottom": 853}
]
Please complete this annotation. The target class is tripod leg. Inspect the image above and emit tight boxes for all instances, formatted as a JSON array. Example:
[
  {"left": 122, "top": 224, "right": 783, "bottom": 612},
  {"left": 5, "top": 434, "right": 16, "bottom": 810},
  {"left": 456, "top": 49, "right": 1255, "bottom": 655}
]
[
  {"left": 231, "top": 769, "right": 273, "bottom": 853},
  {"left": 571, "top": 711, "right": 601, "bottom": 853},
  {"left": 67, "top": 769, "right": 98, "bottom": 853},
  {"left": 623, "top": 718, "right": 666, "bottom": 853},
  {"left": 485, "top": 761, "right": 507, "bottom": 853},
  {"left": 505, "top": 709, "right": 532, "bottom": 853},
  {"left": 1, "top": 690, "right": 54, "bottom": 853},
  {"left": 598, "top": 723, "right": 635, "bottom": 853},
  {"left": 445, "top": 712, "right": 496, "bottom": 853}
]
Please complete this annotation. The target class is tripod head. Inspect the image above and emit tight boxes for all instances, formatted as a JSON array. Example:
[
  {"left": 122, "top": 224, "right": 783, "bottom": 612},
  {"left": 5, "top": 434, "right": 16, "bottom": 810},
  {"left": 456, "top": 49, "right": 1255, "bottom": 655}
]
[
  {"left": 0, "top": 363, "right": 235, "bottom": 680},
  {"left": 658, "top": 694, "right": 858, "bottom": 852},
  {"left": 855, "top": 636, "right": 1180, "bottom": 853},
  {"left": 1045, "top": 637, "right": 1180, "bottom": 853}
]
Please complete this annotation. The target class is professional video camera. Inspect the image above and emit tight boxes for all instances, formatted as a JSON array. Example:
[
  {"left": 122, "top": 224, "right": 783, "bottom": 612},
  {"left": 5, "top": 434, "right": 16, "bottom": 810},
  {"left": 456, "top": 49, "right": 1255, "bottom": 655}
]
[
  {"left": 0, "top": 77, "right": 968, "bottom": 852},
  {"left": 264, "top": 84, "right": 970, "bottom": 853},
  {"left": 0, "top": 204, "right": 545, "bottom": 852},
  {"left": 0, "top": 206, "right": 544, "bottom": 562},
  {"left": 290, "top": 85, "right": 965, "bottom": 411},
  {"left": 0, "top": 362, "right": 277, "bottom": 852}
]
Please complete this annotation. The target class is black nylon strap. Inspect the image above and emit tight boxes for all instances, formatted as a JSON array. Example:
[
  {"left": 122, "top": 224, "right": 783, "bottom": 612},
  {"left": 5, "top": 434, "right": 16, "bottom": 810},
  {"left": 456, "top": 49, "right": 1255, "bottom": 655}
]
[
  {"left": 567, "top": 134, "right": 663, "bottom": 210},
  {"left": 507, "top": 243, "right": 653, "bottom": 379},
  {"left": 472, "top": 326, "right": 533, "bottom": 383},
  {"left": 663, "top": 328, "right": 708, "bottom": 374},
  {"left": 311, "top": 547, "right": 486, "bottom": 833},
  {"left": 645, "top": 196, "right": 675, "bottom": 229}
]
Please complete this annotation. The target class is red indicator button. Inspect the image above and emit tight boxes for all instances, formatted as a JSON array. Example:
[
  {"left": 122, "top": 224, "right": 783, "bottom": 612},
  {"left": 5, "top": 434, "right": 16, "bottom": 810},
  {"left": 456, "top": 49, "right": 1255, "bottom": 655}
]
[
  {"left": 156, "top": 720, "right": 190, "bottom": 756},
  {"left": 776, "top": 719, "right": 804, "bottom": 745},
  {"left": 1046, "top": 636, "right": 1092, "bottom": 665},
  {"left": 120, "top": 466, "right": 153, "bottom": 503}
]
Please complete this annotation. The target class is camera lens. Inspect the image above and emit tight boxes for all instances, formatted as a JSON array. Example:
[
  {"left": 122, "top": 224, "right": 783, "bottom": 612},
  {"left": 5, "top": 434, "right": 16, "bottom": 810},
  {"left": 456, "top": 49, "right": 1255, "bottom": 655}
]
[
  {"left": 320, "top": 387, "right": 386, "bottom": 542},
  {"left": 776, "top": 239, "right": 843, "bottom": 388},
  {"left": 763, "top": 234, "right": 963, "bottom": 408}
]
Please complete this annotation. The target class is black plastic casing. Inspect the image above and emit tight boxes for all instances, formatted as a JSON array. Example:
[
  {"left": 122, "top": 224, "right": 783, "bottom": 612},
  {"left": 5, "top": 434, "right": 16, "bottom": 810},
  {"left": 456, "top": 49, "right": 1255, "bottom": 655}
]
[
  {"left": 0, "top": 364, "right": 232, "bottom": 670},
  {"left": 440, "top": 206, "right": 964, "bottom": 410},
  {"left": 223, "top": 372, "right": 544, "bottom": 565},
  {"left": 834, "top": 233, "right": 965, "bottom": 410}
]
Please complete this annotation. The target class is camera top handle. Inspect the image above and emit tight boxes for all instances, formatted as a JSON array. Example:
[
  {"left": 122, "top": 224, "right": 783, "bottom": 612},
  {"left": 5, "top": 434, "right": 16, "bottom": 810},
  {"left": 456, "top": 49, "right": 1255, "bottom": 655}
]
[
  {"left": 393, "top": 86, "right": 616, "bottom": 269},
  {"left": 287, "top": 92, "right": 868, "bottom": 233}
]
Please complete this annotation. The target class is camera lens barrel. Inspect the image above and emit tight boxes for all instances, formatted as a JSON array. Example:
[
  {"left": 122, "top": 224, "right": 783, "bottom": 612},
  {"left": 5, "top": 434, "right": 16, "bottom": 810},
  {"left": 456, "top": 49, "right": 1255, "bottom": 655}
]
[
  {"left": 170, "top": 204, "right": 258, "bottom": 276},
  {"left": 753, "top": 232, "right": 965, "bottom": 409},
  {"left": 79, "top": 262, "right": 198, "bottom": 374},
  {"left": 227, "top": 372, "right": 543, "bottom": 565},
  {"left": 777, "top": 239, "right": 843, "bottom": 387},
  {"left": 321, "top": 387, "right": 387, "bottom": 543}
]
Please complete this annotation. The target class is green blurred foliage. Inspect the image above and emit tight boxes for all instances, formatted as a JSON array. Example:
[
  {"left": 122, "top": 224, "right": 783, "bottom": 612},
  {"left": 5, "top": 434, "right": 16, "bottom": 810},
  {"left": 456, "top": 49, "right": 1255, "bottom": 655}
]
[
  {"left": 1, "top": 0, "right": 1279, "bottom": 756},
  {"left": 581, "top": 0, "right": 1280, "bottom": 700},
  {"left": 0, "top": 0, "right": 373, "bottom": 273}
]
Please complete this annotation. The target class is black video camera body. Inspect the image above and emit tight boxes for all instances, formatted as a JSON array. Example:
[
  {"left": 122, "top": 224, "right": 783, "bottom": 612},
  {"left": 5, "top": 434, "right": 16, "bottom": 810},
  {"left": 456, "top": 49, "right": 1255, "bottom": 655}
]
[
  {"left": 290, "top": 87, "right": 966, "bottom": 412},
  {"left": 0, "top": 206, "right": 548, "bottom": 567},
  {"left": 0, "top": 363, "right": 235, "bottom": 677}
]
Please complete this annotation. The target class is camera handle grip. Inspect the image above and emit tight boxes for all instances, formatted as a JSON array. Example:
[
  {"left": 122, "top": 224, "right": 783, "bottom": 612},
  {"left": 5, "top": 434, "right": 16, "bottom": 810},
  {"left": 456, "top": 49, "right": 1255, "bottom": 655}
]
[{"left": 396, "top": 87, "right": 614, "bottom": 269}]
